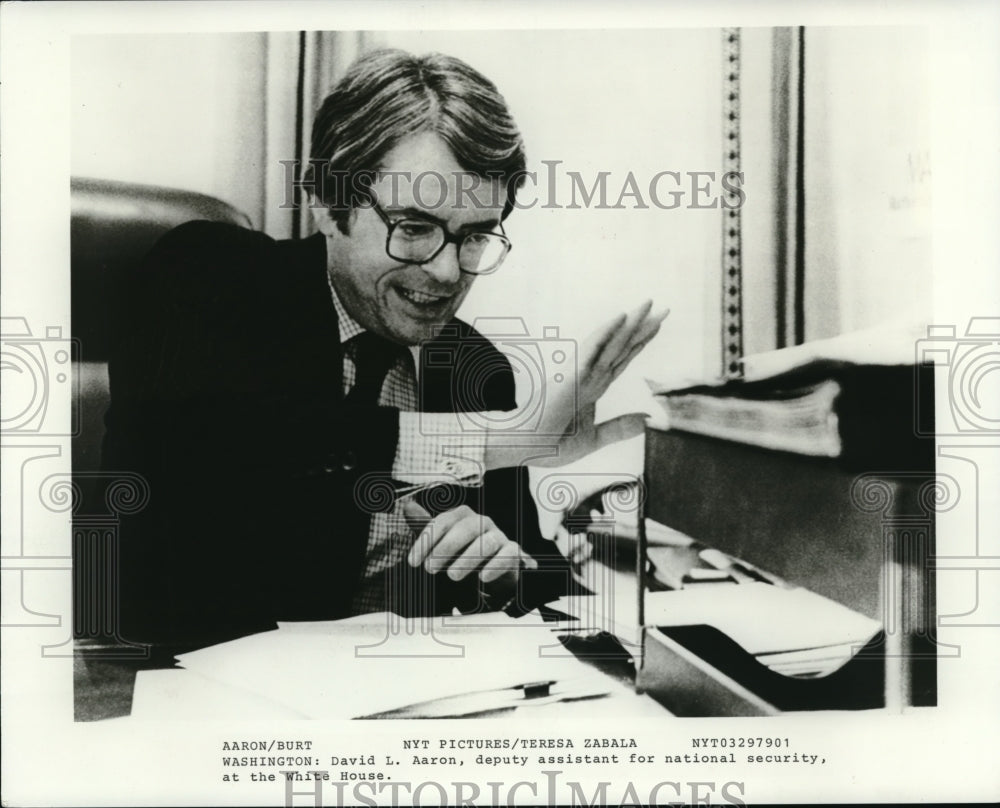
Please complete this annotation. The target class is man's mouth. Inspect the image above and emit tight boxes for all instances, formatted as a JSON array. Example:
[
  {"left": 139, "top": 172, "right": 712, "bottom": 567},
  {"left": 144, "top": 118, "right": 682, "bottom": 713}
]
[{"left": 397, "top": 287, "right": 451, "bottom": 307}]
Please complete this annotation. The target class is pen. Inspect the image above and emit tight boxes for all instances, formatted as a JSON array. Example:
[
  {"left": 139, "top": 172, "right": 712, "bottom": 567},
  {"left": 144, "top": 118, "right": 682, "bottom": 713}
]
[
  {"left": 392, "top": 474, "right": 481, "bottom": 505},
  {"left": 355, "top": 678, "right": 610, "bottom": 719}
]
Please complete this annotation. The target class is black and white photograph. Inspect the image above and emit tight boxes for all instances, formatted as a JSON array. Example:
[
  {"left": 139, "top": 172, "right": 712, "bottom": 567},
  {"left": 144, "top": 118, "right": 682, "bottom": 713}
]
[{"left": 2, "top": 1, "right": 998, "bottom": 806}]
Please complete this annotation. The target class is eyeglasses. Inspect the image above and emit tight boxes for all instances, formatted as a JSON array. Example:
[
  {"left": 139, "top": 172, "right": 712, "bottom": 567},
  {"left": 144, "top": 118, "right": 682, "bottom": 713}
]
[{"left": 368, "top": 203, "right": 512, "bottom": 275}]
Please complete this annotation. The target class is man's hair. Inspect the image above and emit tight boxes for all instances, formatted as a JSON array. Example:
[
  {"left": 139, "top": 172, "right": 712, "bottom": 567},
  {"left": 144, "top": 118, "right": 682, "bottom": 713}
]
[{"left": 306, "top": 48, "right": 527, "bottom": 233}]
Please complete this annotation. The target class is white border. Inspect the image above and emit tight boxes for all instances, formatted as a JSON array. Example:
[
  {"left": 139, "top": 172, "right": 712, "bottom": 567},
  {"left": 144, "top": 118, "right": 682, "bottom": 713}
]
[{"left": 2, "top": 1, "right": 999, "bottom": 806}]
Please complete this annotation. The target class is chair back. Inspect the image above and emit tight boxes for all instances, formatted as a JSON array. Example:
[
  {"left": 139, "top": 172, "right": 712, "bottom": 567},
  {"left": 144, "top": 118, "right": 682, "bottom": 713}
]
[{"left": 71, "top": 177, "right": 252, "bottom": 471}]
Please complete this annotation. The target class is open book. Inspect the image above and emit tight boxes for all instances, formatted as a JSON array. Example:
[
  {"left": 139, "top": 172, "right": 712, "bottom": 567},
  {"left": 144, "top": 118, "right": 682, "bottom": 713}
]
[{"left": 654, "top": 376, "right": 843, "bottom": 457}]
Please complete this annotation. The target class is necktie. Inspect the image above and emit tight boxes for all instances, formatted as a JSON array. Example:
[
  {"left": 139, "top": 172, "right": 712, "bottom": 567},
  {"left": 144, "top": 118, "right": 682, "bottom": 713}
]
[
  {"left": 344, "top": 331, "right": 428, "bottom": 615},
  {"left": 344, "top": 331, "right": 410, "bottom": 407}
]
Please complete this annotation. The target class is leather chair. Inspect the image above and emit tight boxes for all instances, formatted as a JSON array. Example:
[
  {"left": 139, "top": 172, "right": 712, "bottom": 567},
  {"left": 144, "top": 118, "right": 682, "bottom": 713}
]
[
  {"left": 71, "top": 177, "right": 252, "bottom": 473},
  {"left": 71, "top": 178, "right": 250, "bottom": 647}
]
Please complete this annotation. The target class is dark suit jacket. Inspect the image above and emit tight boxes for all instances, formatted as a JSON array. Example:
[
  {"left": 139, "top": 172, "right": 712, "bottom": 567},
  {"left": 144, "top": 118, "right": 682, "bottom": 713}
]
[{"left": 103, "top": 221, "right": 573, "bottom": 646}]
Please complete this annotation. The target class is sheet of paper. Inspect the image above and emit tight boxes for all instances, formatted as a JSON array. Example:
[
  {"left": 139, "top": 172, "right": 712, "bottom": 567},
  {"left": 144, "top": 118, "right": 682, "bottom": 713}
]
[
  {"left": 643, "top": 583, "right": 881, "bottom": 655},
  {"left": 131, "top": 669, "right": 307, "bottom": 720},
  {"left": 276, "top": 608, "right": 549, "bottom": 632},
  {"left": 757, "top": 643, "right": 867, "bottom": 678},
  {"left": 739, "top": 321, "right": 927, "bottom": 381},
  {"left": 646, "top": 321, "right": 927, "bottom": 393},
  {"left": 175, "top": 613, "right": 608, "bottom": 719}
]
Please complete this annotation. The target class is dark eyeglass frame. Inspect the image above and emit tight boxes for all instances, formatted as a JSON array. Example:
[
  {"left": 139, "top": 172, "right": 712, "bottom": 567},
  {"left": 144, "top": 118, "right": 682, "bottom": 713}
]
[{"left": 368, "top": 202, "right": 512, "bottom": 276}]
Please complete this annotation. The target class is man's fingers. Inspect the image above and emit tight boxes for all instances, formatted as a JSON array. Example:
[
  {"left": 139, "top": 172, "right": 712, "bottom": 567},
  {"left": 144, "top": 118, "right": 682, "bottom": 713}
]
[
  {"left": 583, "top": 312, "right": 628, "bottom": 374},
  {"left": 543, "top": 412, "right": 647, "bottom": 467},
  {"left": 604, "top": 306, "right": 668, "bottom": 383},
  {"left": 593, "top": 412, "right": 648, "bottom": 448},
  {"left": 422, "top": 514, "right": 497, "bottom": 574},
  {"left": 421, "top": 517, "right": 479, "bottom": 573},
  {"left": 404, "top": 502, "right": 534, "bottom": 583},
  {"left": 447, "top": 528, "right": 507, "bottom": 581},
  {"left": 611, "top": 321, "right": 662, "bottom": 378},
  {"left": 480, "top": 541, "right": 522, "bottom": 583},
  {"left": 612, "top": 304, "right": 668, "bottom": 371},
  {"left": 406, "top": 503, "right": 466, "bottom": 567},
  {"left": 628, "top": 307, "right": 669, "bottom": 353},
  {"left": 591, "top": 299, "right": 653, "bottom": 372},
  {"left": 575, "top": 401, "right": 597, "bottom": 431}
]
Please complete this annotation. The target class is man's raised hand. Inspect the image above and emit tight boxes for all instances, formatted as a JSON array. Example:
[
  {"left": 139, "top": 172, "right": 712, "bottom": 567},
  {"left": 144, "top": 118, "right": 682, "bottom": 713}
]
[{"left": 482, "top": 301, "right": 668, "bottom": 469}]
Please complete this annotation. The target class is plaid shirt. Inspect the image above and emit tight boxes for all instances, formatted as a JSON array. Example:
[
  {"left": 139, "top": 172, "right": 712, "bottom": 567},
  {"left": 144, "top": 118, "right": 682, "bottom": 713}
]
[{"left": 328, "top": 280, "right": 484, "bottom": 614}]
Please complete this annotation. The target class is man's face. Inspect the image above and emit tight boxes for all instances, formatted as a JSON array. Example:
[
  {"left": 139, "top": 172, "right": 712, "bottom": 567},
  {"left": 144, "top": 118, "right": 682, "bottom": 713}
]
[{"left": 318, "top": 131, "right": 506, "bottom": 345}]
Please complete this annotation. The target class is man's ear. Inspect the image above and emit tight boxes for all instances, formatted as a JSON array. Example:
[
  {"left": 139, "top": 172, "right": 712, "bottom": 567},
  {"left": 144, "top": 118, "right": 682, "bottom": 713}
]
[{"left": 308, "top": 195, "right": 341, "bottom": 237}]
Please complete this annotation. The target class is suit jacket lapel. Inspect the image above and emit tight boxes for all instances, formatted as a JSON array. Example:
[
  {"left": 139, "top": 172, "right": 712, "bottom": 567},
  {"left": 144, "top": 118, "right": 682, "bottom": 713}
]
[{"left": 270, "top": 232, "right": 344, "bottom": 401}]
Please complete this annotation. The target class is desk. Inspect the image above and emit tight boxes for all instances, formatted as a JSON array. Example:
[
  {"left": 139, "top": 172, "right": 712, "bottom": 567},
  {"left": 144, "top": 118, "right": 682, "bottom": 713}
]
[
  {"left": 639, "top": 425, "right": 937, "bottom": 714},
  {"left": 74, "top": 594, "right": 669, "bottom": 721},
  {"left": 74, "top": 640, "right": 182, "bottom": 722}
]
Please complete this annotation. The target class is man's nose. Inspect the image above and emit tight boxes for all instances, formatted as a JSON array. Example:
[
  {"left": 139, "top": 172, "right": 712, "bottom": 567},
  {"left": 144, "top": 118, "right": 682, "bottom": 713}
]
[{"left": 420, "top": 243, "right": 462, "bottom": 285}]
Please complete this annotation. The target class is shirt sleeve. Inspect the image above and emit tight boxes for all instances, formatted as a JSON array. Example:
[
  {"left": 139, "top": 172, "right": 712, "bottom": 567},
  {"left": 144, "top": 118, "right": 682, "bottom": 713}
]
[{"left": 393, "top": 411, "right": 492, "bottom": 485}]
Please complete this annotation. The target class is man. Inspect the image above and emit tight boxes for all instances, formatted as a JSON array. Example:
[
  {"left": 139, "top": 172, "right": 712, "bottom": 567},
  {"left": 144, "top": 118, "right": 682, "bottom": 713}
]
[{"left": 103, "top": 49, "right": 663, "bottom": 645}]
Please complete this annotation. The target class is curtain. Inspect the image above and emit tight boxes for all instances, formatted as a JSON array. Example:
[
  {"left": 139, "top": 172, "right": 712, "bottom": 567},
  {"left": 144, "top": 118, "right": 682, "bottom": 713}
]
[
  {"left": 261, "top": 31, "right": 373, "bottom": 240},
  {"left": 802, "top": 28, "right": 932, "bottom": 340},
  {"left": 742, "top": 26, "right": 933, "bottom": 354},
  {"left": 735, "top": 26, "right": 804, "bottom": 361}
]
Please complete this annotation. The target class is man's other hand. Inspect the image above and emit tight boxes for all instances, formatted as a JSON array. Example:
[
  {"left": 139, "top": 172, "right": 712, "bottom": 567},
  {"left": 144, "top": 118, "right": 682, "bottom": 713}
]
[{"left": 494, "top": 300, "right": 669, "bottom": 468}]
